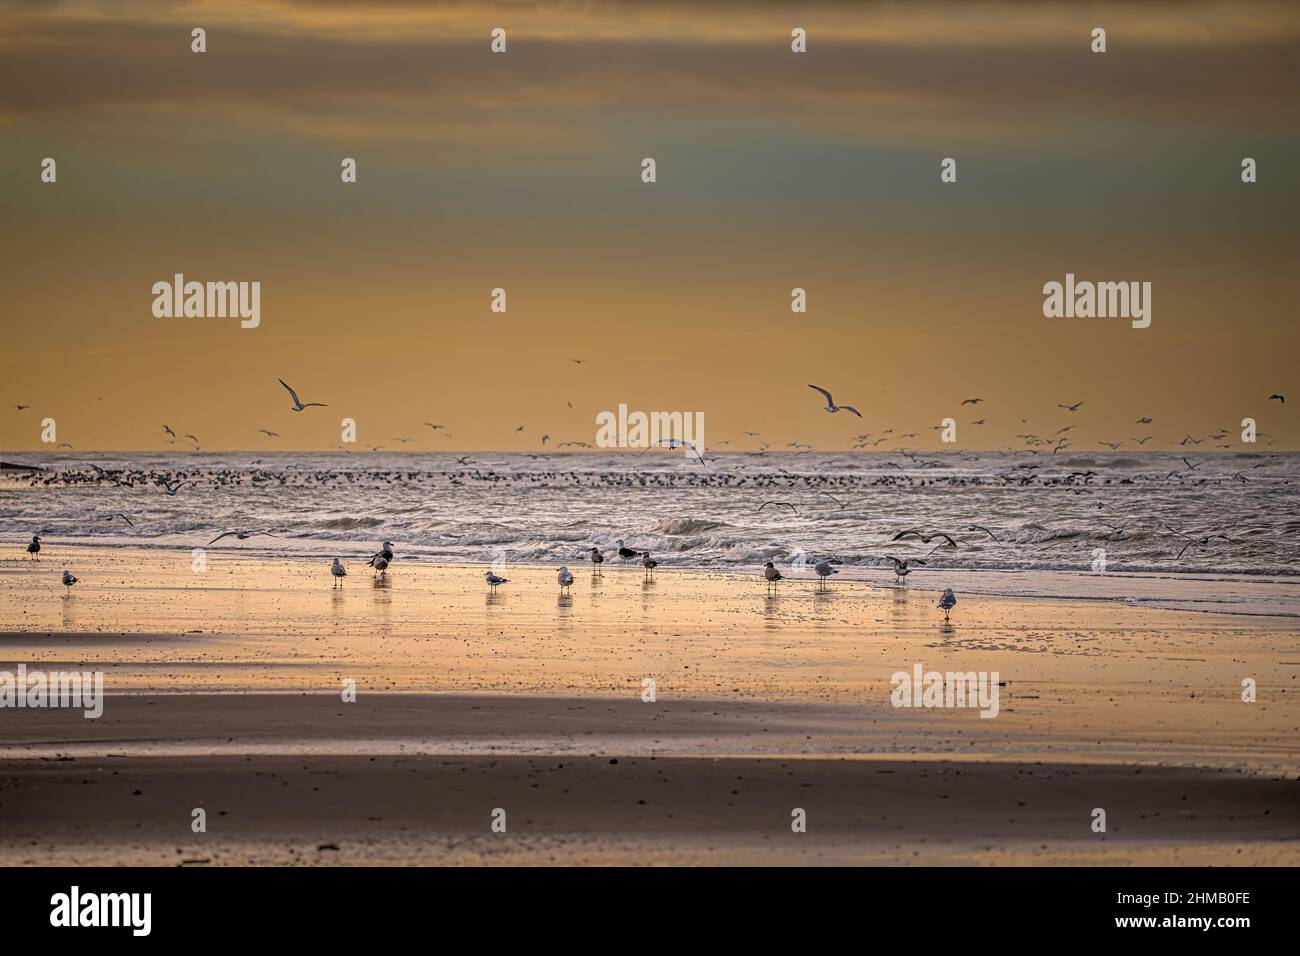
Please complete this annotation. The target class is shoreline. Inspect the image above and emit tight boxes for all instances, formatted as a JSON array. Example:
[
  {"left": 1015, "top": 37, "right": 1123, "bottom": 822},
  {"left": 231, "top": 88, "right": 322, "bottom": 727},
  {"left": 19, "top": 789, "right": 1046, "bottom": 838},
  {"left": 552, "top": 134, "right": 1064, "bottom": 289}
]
[{"left": 4, "top": 544, "right": 1299, "bottom": 617}]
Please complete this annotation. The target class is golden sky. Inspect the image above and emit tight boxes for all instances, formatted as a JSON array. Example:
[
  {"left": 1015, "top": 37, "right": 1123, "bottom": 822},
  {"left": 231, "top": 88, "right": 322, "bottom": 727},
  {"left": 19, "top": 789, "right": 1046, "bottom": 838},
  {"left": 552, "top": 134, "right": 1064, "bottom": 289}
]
[{"left": 1, "top": 0, "right": 1297, "bottom": 453}]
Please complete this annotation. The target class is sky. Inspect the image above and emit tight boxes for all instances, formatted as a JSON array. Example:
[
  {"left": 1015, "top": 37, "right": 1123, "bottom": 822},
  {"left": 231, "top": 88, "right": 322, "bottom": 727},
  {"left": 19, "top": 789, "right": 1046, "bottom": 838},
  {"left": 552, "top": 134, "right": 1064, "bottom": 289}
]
[{"left": 1, "top": 0, "right": 1297, "bottom": 453}]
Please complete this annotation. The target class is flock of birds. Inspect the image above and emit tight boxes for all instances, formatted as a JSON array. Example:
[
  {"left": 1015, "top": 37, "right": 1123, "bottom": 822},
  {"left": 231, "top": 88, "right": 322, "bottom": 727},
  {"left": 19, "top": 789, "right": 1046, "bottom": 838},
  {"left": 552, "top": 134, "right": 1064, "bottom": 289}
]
[
  {"left": 10, "top": 380, "right": 1286, "bottom": 458},
  {"left": 30, "top": 529, "right": 964, "bottom": 622},
  {"left": 10, "top": 378, "right": 1290, "bottom": 631}
]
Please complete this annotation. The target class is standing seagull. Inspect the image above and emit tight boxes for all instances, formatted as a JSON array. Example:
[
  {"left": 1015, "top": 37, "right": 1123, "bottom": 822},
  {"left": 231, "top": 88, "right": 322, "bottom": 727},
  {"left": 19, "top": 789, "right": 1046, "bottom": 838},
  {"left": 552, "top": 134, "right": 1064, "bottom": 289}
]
[
  {"left": 367, "top": 540, "right": 394, "bottom": 573},
  {"left": 588, "top": 547, "right": 604, "bottom": 574},
  {"left": 279, "top": 378, "right": 328, "bottom": 412},
  {"left": 814, "top": 559, "right": 838, "bottom": 589},
  {"left": 485, "top": 570, "right": 509, "bottom": 590},
  {"left": 61, "top": 569, "right": 78, "bottom": 590},
  {"left": 616, "top": 540, "right": 639, "bottom": 561},
  {"left": 641, "top": 552, "right": 658, "bottom": 579},
  {"left": 764, "top": 561, "right": 783, "bottom": 592},
  {"left": 331, "top": 558, "right": 347, "bottom": 587},
  {"left": 368, "top": 552, "right": 389, "bottom": 576},
  {"left": 807, "top": 384, "right": 862, "bottom": 417},
  {"left": 886, "top": 556, "right": 925, "bottom": 584},
  {"left": 26, "top": 535, "right": 41, "bottom": 559},
  {"left": 557, "top": 566, "right": 574, "bottom": 593},
  {"left": 938, "top": 588, "right": 957, "bottom": 621}
]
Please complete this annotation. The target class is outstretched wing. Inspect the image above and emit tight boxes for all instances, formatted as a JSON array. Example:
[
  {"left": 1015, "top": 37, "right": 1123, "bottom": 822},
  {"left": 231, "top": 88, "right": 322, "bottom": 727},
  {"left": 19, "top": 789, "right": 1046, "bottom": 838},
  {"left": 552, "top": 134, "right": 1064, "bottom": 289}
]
[
  {"left": 807, "top": 384, "right": 835, "bottom": 405},
  {"left": 839, "top": 405, "right": 863, "bottom": 417}
]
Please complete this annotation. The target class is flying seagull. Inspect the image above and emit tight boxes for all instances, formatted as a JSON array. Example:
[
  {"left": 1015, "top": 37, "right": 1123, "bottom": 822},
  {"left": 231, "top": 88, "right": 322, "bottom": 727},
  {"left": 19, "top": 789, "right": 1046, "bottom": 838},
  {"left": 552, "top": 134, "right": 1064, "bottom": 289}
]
[
  {"left": 279, "top": 379, "right": 327, "bottom": 411},
  {"left": 1057, "top": 401, "right": 1084, "bottom": 412},
  {"left": 1164, "top": 524, "right": 1235, "bottom": 560},
  {"left": 961, "top": 398, "right": 984, "bottom": 406},
  {"left": 208, "top": 530, "right": 278, "bottom": 545},
  {"left": 808, "top": 384, "right": 862, "bottom": 417},
  {"left": 1268, "top": 393, "right": 1285, "bottom": 404},
  {"left": 892, "top": 530, "right": 958, "bottom": 549}
]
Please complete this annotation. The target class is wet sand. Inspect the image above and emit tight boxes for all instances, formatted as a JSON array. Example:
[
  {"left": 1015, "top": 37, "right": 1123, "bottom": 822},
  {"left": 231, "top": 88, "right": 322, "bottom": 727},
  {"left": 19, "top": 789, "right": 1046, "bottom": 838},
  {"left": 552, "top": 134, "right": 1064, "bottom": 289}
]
[{"left": 1, "top": 547, "right": 1297, "bottom": 864}]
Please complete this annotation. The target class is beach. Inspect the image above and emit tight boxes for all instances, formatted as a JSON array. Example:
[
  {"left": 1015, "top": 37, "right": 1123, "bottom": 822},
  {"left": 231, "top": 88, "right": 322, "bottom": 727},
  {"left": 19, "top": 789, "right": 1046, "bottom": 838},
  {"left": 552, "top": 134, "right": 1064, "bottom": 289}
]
[{"left": 2, "top": 547, "right": 1296, "bottom": 865}]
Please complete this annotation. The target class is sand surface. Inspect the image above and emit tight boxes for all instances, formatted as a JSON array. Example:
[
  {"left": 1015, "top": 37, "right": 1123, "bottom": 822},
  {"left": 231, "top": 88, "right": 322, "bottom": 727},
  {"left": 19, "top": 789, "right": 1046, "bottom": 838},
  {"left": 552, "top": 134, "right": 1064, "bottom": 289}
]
[{"left": 1, "top": 547, "right": 1297, "bottom": 864}]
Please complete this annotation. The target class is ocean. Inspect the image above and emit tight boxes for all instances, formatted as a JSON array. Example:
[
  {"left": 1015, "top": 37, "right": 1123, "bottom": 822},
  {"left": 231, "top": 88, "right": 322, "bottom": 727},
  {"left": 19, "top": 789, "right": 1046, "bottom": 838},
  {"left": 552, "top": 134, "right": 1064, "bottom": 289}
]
[{"left": 4, "top": 450, "right": 1298, "bottom": 614}]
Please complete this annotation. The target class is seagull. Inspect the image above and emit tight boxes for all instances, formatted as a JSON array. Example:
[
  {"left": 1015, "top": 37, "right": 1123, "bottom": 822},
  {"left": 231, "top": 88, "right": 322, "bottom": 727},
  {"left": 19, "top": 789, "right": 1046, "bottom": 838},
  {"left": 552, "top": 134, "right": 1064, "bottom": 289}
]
[
  {"left": 588, "top": 547, "right": 604, "bottom": 573},
  {"left": 1136, "top": 417, "right": 1154, "bottom": 424},
  {"left": 331, "top": 558, "right": 347, "bottom": 587},
  {"left": 961, "top": 398, "right": 983, "bottom": 406},
  {"left": 259, "top": 429, "right": 280, "bottom": 438},
  {"left": 25, "top": 535, "right": 41, "bottom": 559},
  {"left": 423, "top": 423, "right": 446, "bottom": 430},
  {"left": 1058, "top": 401, "right": 1084, "bottom": 412},
  {"left": 756, "top": 500, "right": 800, "bottom": 516},
  {"left": 965, "top": 525, "right": 998, "bottom": 542},
  {"left": 159, "top": 480, "right": 190, "bottom": 496},
  {"left": 99, "top": 513, "right": 135, "bottom": 527},
  {"left": 207, "top": 530, "right": 278, "bottom": 545},
  {"left": 616, "top": 540, "right": 640, "bottom": 561},
  {"left": 557, "top": 566, "right": 574, "bottom": 592},
  {"left": 938, "top": 588, "right": 957, "bottom": 621},
  {"left": 62, "top": 569, "right": 78, "bottom": 590},
  {"left": 163, "top": 425, "right": 176, "bottom": 438},
  {"left": 892, "top": 530, "right": 958, "bottom": 549},
  {"left": 279, "top": 378, "right": 328, "bottom": 411},
  {"left": 15, "top": 404, "right": 29, "bottom": 411},
  {"left": 1100, "top": 521, "right": 1129, "bottom": 541},
  {"left": 1164, "top": 524, "right": 1235, "bottom": 559},
  {"left": 763, "top": 561, "right": 783, "bottom": 592},
  {"left": 808, "top": 384, "right": 862, "bottom": 417},
  {"left": 367, "top": 541, "right": 394, "bottom": 574},
  {"left": 1268, "top": 394, "right": 1285, "bottom": 404},
  {"left": 886, "top": 556, "right": 925, "bottom": 583},
  {"left": 814, "top": 559, "right": 838, "bottom": 589},
  {"left": 485, "top": 570, "right": 508, "bottom": 590},
  {"left": 642, "top": 552, "right": 658, "bottom": 579}
]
